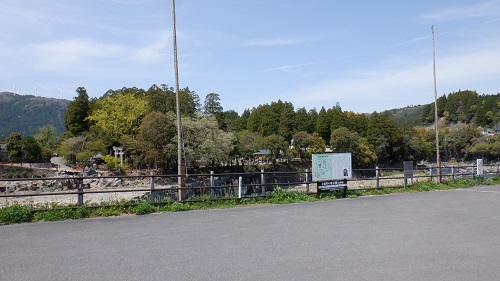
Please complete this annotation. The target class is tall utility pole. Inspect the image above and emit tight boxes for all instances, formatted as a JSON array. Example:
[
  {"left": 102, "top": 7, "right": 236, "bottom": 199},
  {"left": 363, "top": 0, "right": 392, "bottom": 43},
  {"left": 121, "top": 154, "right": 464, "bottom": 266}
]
[
  {"left": 172, "top": 0, "right": 186, "bottom": 200},
  {"left": 432, "top": 25, "right": 442, "bottom": 183}
]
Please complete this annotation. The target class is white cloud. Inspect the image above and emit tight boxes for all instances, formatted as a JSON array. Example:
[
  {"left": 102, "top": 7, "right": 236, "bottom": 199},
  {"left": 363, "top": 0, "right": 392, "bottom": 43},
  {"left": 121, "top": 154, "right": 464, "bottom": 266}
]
[
  {"left": 244, "top": 37, "right": 308, "bottom": 47},
  {"left": 421, "top": 0, "right": 500, "bottom": 21},
  {"left": 263, "top": 62, "right": 323, "bottom": 73},
  {"left": 31, "top": 39, "right": 126, "bottom": 73},
  {"left": 135, "top": 32, "right": 170, "bottom": 63},
  {"left": 391, "top": 35, "right": 431, "bottom": 48},
  {"left": 286, "top": 39, "right": 500, "bottom": 112}
]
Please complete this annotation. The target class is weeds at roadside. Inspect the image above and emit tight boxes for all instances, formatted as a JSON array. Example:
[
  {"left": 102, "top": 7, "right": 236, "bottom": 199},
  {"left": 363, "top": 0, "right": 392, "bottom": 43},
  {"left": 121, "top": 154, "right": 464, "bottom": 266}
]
[{"left": 2, "top": 176, "right": 500, "bottom": 225}]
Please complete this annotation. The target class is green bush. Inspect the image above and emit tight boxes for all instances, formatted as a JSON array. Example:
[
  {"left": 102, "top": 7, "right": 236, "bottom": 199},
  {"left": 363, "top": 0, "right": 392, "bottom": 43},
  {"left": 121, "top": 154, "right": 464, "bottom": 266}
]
[
  {"left": 268, "top": 187, "right": 317, "bottom": 204},
  {"left": 133, "top": 201, "right": 156, "bottom": 215},
  {"left": 0, "top": 204, "right": 33, "bottom": 224},
  {"left": 2, "top": 175, "right": 500, "bottom": 225}
]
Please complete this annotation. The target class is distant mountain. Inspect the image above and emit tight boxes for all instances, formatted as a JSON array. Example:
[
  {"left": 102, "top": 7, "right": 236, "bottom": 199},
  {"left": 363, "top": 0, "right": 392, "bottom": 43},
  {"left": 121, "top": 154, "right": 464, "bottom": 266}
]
[
  {"left": 382, "top": 105, "right": 425, "bottom": 126},
  {"left": 0, "top": 92, "right": 69, "bottom": 137}
]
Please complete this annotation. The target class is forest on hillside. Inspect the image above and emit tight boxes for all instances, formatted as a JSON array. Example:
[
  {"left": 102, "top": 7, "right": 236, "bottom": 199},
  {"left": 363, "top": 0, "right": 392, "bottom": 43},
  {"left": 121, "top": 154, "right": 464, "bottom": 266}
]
[
  {"left": 2, "top": 86, "right": 500, "bottom": 171},
  {"left": 0, "top": 92, "right": 68, "bottom": 136}
]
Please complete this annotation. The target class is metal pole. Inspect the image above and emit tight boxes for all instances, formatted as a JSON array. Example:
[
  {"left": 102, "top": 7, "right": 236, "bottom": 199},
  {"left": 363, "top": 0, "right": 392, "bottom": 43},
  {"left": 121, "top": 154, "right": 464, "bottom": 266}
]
[
  {"left": 238, "top": 176, "right": 243, "bottom": 199},
  {"left": 432, "top": 25, "right": 442, "bottom": 183},
  {"left": 210, "top": 171, "right": 215, "bottom": 200},
  {"left": 261, "top": 169, "right": 266, "bottom": 196},
  {"left": 150, "top": 171, "right": 155, "bottom": 203},
  {"left": 305, "top": 169, "right": 310, "bottom": 193},
  {"left": 77, "top": 174, "right": 84, "bottom": 206},
  {"left": 172, "top": 0, "right": 186, "bottom": 201}
]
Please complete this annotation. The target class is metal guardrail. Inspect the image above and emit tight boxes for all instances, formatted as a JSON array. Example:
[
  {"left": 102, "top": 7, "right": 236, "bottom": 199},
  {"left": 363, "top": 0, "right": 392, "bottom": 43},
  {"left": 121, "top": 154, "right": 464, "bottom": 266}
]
[{"left": 1, "top": 164, "right": 499, "bottom": 207}]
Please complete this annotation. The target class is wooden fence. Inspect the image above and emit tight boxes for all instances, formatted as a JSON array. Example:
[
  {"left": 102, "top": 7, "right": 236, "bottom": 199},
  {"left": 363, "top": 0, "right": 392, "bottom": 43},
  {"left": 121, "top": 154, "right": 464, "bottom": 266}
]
[{"left": 0, "top": 163, "right": 498, "bottom": 207}]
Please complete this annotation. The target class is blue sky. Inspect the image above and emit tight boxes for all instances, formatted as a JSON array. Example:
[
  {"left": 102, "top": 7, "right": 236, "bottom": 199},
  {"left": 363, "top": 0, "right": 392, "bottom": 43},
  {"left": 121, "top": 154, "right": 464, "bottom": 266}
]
[{"left": 1, "top": 0, "right": 499, "bottom": 114}]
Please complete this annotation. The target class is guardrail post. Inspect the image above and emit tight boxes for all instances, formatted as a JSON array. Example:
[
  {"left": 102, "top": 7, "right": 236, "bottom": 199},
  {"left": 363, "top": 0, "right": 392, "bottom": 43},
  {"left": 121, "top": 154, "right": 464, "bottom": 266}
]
[
  {"left": 150, "top": 171, "right": 155, "bottom": 203},
  {"left": 305, "top": 169, "right": 310, "bottom": 193},
  {"left": 375, "top": 166, "right": 380, "bottom": 188},
  {"left": 476, "top": 159, "right": 483, "bottom": 177},
  {"left": 210, "top": 171, "right": 215, "bottom": 200},
  {"left": 77, "top": 174, "right": 84, "bottom": 206},
  {"left": 238, "top": 176, "right": 243, "bottom": 199},
  {"left": 429, "top": 167, "right": 433, "bottom": 182},
  {"left": 261, "top": 169, "right": 266, "bottom": 196},
  {"left": 451, "top": 166, "right": 455, "bottom": 181}
]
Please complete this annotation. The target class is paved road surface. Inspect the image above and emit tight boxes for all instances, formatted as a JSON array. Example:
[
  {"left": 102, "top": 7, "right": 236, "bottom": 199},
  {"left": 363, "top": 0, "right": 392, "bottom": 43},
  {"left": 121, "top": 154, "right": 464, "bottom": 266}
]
[{"left": 1, "top": 185, "right": 500, "bottom": 281}]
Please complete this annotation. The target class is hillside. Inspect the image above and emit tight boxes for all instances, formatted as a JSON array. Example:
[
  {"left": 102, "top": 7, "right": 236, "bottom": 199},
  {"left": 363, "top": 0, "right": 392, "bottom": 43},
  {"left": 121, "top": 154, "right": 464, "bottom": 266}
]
[
  {"left": 383, "top": 105, "right": 425, "bottom": 126},
  {"left": 0, "top": 92, "right": 69, "bottom": 137}
]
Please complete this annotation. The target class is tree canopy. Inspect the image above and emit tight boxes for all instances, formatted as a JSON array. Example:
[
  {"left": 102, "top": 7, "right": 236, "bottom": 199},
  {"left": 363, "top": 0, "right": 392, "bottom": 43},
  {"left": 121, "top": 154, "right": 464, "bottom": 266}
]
[{"left": 6, "top": 85, "right": 500, "bottom": 169}]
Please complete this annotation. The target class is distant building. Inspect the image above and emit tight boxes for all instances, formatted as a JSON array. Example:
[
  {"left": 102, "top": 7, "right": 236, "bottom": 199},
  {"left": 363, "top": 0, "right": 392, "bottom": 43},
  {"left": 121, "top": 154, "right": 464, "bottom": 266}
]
[{"left": 253, "top": 149, "right": 271, "bottom": 156}]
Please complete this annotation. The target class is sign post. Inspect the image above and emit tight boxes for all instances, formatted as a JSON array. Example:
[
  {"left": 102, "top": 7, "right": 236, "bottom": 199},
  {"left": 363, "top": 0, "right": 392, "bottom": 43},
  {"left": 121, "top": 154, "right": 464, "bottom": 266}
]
[
  {"left": 403, "top": 161, "right": 413, "bottom": 187},
  {"left": 477, "top": 159, "right": 483, "bottom": 176},
  {"left": 312, "top": 153, "right": 352, "bottom": 198}
]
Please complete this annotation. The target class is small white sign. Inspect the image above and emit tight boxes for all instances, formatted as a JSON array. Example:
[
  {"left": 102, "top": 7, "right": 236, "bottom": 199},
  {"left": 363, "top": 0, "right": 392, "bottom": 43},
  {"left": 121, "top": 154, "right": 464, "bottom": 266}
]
[{"left": 477, "top": 159, "right": 483, "bottom": 175}]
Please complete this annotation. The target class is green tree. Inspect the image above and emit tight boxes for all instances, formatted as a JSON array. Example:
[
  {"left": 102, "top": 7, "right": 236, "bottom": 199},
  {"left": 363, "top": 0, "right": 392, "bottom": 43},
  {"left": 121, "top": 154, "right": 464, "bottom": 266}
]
[
  {"left": 263, "top": 134, "right": 288, "bottom": 164},
  {"left": 34, "top": 125, "right": 58, "bottom": 149},
  {"left": 278, "top": 102, "right": 295, "bottom": 143},
  {"left": 316, "top": 107, "right": 331, "bottom": 143},
  {"left": 247, "top": 104, "right": 274, "bottom": 136},
  {"left": 344, "top": 111, "right": 368, "bottom": 137},
  {"left": 181, "top": 115, "right": 236, "bottom": 168},
  {"left": 295, "top": 107, "right": 311, "bottom": 133},
  {"left": 367, "top": 112, "right": 403, "bottom": 165},
  {"left": 223, "top": 110, "right": 240, "bottom": 132},
  {"left": 420, "top": 104, "right": 434, "bottom": 124},
  {"left": 6, "top": 132, "right": 23, "bottom": 160},
  {"left": 310, "top": 132, "right": 326, "bottom": 154},
  {"left": 442, "top": 123, "right": 480, "bottom": 161},
  {"left": 469, "top": 135, "right": 500, "bottom": 162},
  {"left": 34, "top": 125, "right": 58, "bottom": 161},
  {"left": 444, "top": 90, "right": 480, "bottom": 123},
  {"left": 330, "top": 127, "right": 376, "bottom": 168},
  {"left": 234, "top": 130, "right": 264, "bottom": 160},
  {"left": 476, "top": 94, "right": 500, "bottom": 127},
  {"left": 198, "top": 115, "right": 236, "bottom": 167},
  {"left": 306, "top": 108, "right": 318, "bottom": 134},
  {"left": 86, "top": 92, "right": 148, "bottom": 143},
  {"left": 330, "top": 103, "right": 347, "bottom": 131},
  {"left": 204, "top": 93, "right": 226, "bottom": 129},
  {"left": 292, "top": 131, "right": 312, "bottom": 159},
  {"left": 59, "top": 136, "right": 86, "bottom": 161},
  {"left": 204, "top": 93, "right": 223, "bottom": 115},
  {"left": 21, "top": 136, "right": 42, "bottom": 162},
  {"left": 233, "top": 109, "right": 250, "bottom": 131},
  {"left": 247, "top": 100, "right": 295, "bottom": 138},
  {"left": 179, "top": 87, "right": 201, "bottom": 117},
  {"left": 138, "top": 111, "right": 177, "bottom": 170},
  {"left": 145, "top": 84, "right": 173, "bottom": 114},
  {"left": 64, "top": 87, "right": 91, "bottom": 136}
]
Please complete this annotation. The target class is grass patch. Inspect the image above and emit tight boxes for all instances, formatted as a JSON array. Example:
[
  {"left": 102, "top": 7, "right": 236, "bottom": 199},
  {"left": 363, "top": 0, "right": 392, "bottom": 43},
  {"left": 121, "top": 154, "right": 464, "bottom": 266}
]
[{"left": 2, "top": 176, "right": 500, "bottom": 225}]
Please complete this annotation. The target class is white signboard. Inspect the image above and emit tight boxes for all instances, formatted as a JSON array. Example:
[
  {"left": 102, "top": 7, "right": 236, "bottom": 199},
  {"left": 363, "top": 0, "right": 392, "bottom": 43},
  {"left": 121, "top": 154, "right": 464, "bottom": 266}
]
[
  {"left": 477, "top": 159, "right": 483, "bottom": 175},
  {"left": 312, "top": 153, "right": 352, "bottom": 182}
]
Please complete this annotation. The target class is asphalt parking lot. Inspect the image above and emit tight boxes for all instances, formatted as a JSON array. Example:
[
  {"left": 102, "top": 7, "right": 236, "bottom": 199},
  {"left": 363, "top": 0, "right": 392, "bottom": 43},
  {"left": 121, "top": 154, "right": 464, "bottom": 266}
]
[{"left": 1, "top": 185, "right": 500, "bottom": 281}]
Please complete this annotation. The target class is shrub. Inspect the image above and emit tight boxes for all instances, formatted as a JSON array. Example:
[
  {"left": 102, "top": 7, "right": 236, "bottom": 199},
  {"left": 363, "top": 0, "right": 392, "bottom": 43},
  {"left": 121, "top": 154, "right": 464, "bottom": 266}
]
[
  {"left": 133, "top": 201, "right": 156, "bottom": 215},
  {"left": 0, "top": 204, "right": 33, "bottom": 224}
]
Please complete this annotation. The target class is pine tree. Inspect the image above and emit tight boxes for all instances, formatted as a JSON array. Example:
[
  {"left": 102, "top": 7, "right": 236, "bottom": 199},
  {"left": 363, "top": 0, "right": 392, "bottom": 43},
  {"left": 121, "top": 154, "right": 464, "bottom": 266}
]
[{"left": 64, "top": 87, "right": 90, "bottom": 136}]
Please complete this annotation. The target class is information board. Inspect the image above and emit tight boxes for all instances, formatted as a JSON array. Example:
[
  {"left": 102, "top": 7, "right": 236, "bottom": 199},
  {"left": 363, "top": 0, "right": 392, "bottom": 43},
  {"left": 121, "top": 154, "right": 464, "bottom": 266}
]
[
  {"left": 312, "top": 153, "right": 352, "bottom": 182},
  {"left": 403, "top": 161, "right": 413, "bottom": 178}
]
